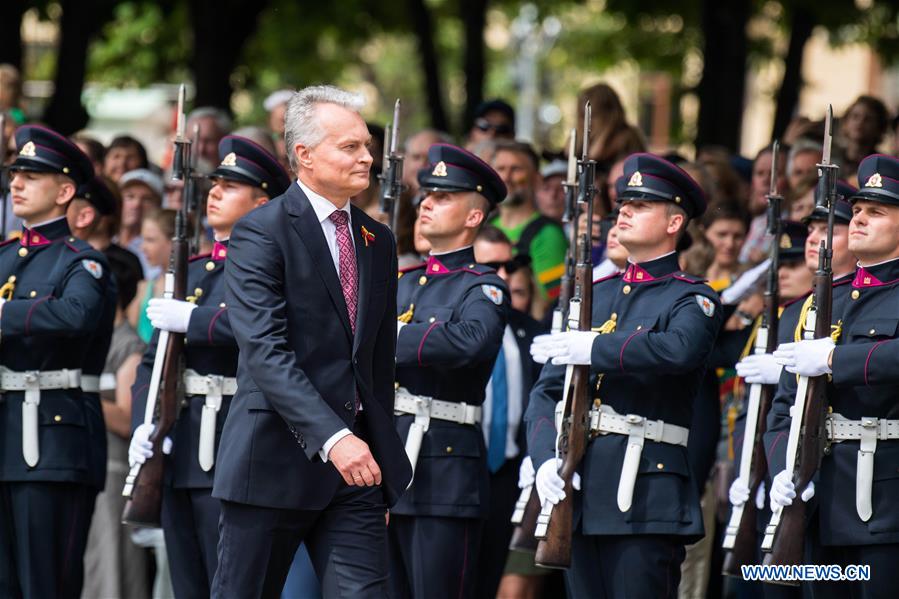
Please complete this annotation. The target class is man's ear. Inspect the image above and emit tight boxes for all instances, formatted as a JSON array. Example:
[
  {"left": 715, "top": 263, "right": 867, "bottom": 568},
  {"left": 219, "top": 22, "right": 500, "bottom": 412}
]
[
  {"left": 667, "top": 212, "right": 685, "bottom": 236},
  {"left": 295, "top": 143, "right": 313, "bottom": 169},
  {"left": 56, "top": 179, "right": 77, "bottom": 206}
]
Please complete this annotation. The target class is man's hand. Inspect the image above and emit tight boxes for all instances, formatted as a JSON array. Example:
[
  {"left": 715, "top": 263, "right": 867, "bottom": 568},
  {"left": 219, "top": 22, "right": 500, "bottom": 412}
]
[
  {"left": 328, "top": 434, "right": 382, "bottom": 487},
  {"left": 530, "top": 331, "right": 598, "bottom": 365},
  {"left": 773, "top": 338, "right": 835, "bottom": 377},
  {"left": 735, "top": 353, "right": 783, "bottom": 384},
  {"left": 147, "top": 298, "right": 197, "bottom": 333}
]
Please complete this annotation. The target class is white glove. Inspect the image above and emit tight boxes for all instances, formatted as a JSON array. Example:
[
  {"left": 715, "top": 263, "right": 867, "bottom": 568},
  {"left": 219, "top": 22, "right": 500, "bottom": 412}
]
[
  {"left": 146, "top": 298, "right": 197, "bottom": 333},
  {"left": 729, "top": 477, "right": 767, "bottom": 510},
  {"left": 530, "top": 331, "right": 599, "bottom": 365},
  {"left": 720, "top": 259, "right": 771, "bottom": 305},
  {"left": 735, "top": 353, "right": 783, "bottom": 384},
  {"left": 518, "top": 456, "right": 535, "bottom": 489},
  {"left": 769, "top": 469, "right": 815, "bottom": 510},
  {"left": 535, "top": 458, "right": 581, "bottom": 505},
  {"left": 128, "top": 423, "right": 173, "bottom": 468},
  {"left": 773, "top": 338, "right": 834, "bottom": 377}
]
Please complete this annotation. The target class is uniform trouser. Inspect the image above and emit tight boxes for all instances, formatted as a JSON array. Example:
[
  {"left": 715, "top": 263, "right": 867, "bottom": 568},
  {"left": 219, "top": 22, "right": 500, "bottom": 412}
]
[
  {"left": 211, "top": 483, "right": 388, "bottom": 599},
  {"left": 387, "top": 514, "right": 483, "bottom": 599},
  {"left": 0, "top": 481, "right": 96, "bottom": 599},
  {"left": 566, "top": 533, "right": 687, "bottom": 599},
  {"left": 806, "top": 540, "right": 899, "bottom": 599},
  {"left": 162, "top": 485, "right": 221, "bottom": 599}
]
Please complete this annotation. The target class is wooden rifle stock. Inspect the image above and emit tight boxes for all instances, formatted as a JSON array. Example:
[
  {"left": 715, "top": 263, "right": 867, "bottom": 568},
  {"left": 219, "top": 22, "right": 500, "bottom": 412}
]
[
  {"left": 121, "top": 240, "right": 188, "bottom": 525},
  {"left": 534, "top": 236, "right": 593, "bottom": 569}
]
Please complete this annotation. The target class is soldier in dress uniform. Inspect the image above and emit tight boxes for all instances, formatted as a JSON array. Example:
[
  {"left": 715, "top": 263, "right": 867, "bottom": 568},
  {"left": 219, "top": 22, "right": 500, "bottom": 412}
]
[
  {"left": 528, "top": 153, "right": 723, "bottom": 598},
  {"left": 0, "top": 125, "right": 113, "bottom": 598},
  {"left": 127, "top": 135, "right": 290, "bottom": 598},
  {"left": 388, "top": 143, "right": 509, "bottom": 598},
  {"left": 767, "top": 155, "right": 899, "bottom": 598}
]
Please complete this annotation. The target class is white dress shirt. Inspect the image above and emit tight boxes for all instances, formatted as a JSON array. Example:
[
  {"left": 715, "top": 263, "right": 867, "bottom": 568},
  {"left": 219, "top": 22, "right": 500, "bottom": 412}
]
[{"left": 296, "top": 179, "right": 357, "bottom": 461}]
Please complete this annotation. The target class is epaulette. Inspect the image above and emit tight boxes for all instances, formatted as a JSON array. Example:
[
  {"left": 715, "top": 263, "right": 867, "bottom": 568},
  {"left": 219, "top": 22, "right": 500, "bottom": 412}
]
[
  {"left": 671, "top": 271, "right": 707, "bottom": 285},
  {"left": 63, "top": 236, "right": 90, "bottom": 253},
  {"left": 593, "top": 272, "right": 622, "bottom": 285},
  {"left": 189, "top": 252, "right": 213, "bottom": 263}
]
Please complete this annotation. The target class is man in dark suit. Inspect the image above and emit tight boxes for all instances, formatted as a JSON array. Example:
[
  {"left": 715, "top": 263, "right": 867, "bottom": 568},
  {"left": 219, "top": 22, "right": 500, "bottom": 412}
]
[{"left": 211, "top": 85, "right": 412, "bottom": 598}]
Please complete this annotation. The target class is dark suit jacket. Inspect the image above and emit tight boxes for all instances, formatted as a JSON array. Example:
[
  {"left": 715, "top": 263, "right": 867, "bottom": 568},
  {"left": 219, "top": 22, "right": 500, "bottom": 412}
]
[{"left": 212, "top": 183, "right": 412, "bottom": 510}]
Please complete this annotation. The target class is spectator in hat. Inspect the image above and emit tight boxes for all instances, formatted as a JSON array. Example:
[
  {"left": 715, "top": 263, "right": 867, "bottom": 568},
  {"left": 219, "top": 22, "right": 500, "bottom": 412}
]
[
  {"left": 536, "top": 158, "right": 567, "bottom": 222},
  {"left": 117, "top": 168, "right": 164, "bottom": 279},
  {"left": 467, "top": 99, "right": 516, "bottom": 145}
]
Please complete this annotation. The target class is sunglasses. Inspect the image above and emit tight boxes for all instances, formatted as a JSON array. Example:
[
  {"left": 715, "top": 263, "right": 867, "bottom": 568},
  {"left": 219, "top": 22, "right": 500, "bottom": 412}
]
[
  {"left": 482, "top": 254, "right": 532, "bottom": 274},
  {"left": 474, "top": 118, "right": 513, "bottom": 136}
]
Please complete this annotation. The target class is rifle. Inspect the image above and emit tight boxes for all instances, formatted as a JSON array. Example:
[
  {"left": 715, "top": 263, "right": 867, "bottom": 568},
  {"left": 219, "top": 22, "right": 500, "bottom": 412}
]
[
  {"left": 378, "top": 99, "right": 405, "bottom": 233},
  {"left": 0, "top": 113, "right": 8, "bottom": 240},
  {"left": 761, "top": 106, "right": 837, "bottom": 577},
  {"left": 532, "top": 102, "right": 597, "bottom": 569},
  {"left": 121, "top": 84, "right": 192, "bottom": 526},
  {"left": 722, "top": 140, "right": 783, "bottom": 575},
  {"left": 509, "top": 129, "right": 579, "bottom": 553}
]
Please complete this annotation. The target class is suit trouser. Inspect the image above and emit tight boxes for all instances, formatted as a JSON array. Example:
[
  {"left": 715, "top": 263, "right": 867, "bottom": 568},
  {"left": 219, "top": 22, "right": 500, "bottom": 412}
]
[
  {"left": 565, "top": 532, "right": 687, "bottom": 599},
  {"left": 212, "top": 482, "right": 388, "bottom": 599},
  {"left": 162, "top": 485, "right": 221, "bottom": 599},
  {"left": 0, "top": 481, "right": 96, "bottom": 599}
]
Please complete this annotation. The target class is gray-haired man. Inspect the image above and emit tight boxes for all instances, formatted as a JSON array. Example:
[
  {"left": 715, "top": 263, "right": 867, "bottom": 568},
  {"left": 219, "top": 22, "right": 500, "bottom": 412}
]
[{"left": 210, "top": 85, "right": 412, "bottom": 598}]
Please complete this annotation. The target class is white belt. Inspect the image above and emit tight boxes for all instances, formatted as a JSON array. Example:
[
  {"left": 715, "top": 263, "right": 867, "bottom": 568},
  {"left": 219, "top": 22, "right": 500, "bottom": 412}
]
[
  {"left": 587, "top": 404, "right": 689, "bottom": 512},
  {"left": 826, "top": 413, "right": 899, "bottom": 522},
  {"left": 0, "top": 367, "right": 82, "bottom": 467},
  {"left": 394, "top": 387, "right": 481, "bottom": 486},
  {"left": 183, "top": 370, "right": 237, "bottom": 472},
  {"left": 81, "top": 375, "right": 100, "bottom": 393}
]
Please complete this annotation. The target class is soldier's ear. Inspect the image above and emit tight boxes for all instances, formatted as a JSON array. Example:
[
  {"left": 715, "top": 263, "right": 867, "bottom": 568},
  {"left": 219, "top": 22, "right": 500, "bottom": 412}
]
[{"left": 56, "top": 178, "right": 77, "bottom": 206}]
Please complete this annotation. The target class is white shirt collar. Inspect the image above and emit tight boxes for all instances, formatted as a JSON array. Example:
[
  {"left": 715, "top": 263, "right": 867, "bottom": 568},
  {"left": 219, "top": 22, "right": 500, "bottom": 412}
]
[
  {"left": 24, "top": 215, "right": 68, "bottom": 229},
  {"left": 857, "top": 256, "right": 899, "bottom": 269},
  {"left": 429, "top": 244, "right": 473, "bottom": 256},
  {"left": 297, "top": 179, "right": 351, "bottom": 224}
]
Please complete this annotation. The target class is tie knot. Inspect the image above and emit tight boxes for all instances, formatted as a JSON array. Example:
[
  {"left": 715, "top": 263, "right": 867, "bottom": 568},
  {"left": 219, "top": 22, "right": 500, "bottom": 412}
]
[{"left": 329, "top": 209, "right": 349, "bottom": 227}]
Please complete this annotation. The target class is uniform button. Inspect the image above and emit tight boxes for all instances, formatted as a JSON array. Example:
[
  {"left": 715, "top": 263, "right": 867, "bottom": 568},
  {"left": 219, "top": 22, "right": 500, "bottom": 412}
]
[
  {"left": 205, "top": 261, "right": 215, "bottom": 271},
  {"left": 636, "top": 325, "right": 642, "bottom": 330},
  {"left": 622, "top": 285, "right": 631, "bottom": 295},
  {"left": 869, "top": 328, "right": 876, "bottom": 335},
  {"left": 468, "top": 264, "right": 475, "bottom": 268},
  {"left": 353, "top": 357, "right": 358, "bottom": 365},
  {"left": 194, "top": 287, "right": 203, "bottom": 297},
  {"left": 851, "top": 290, "right": 860, "bottom": 300},
  {"left": 429, "top": 316, "right": 436, "bottom": 323},
  {"left": 344, "top": 401, "right": 354, "bottom": 411},
  {"left": 656, "top": 462, "right": 664, "bottom": 470},
  {"left": 54, "top": 415, "right": 62, "bottom": 422},
  {"left": 29, "top": 290, "right": 36, "bottom": 298},
  {"left": 18, "top": 247, "right": 28, "bottom": 257},
  {"left": 419, "top": 276, "right": 427, "bottom": 286},
  {"left": 219, "top": 302, "right": 226, "bottom": 308},
  {"left": 446, "top": 446, "right": 453, "bottom": 454}
]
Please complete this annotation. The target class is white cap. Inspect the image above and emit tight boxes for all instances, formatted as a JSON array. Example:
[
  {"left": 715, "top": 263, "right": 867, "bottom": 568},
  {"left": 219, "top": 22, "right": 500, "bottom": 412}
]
[
  {"left": 541, "top": 159, "right": 568, "bottom": 179},
  {"left": 263, "top": 89, "right": 295, "bottom": 112},
  {"left": 119, "top": 168, "right": 164, "bottom": 198}
]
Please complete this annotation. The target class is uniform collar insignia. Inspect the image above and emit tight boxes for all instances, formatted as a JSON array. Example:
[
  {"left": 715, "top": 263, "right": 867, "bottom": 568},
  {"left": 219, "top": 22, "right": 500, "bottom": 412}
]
[
  {"left": 19, "top": 228, "right": 52, "bottom": 248},
  {"left": 853, "top": 267, "right": 883, "bottom": 288},
  {"left": 425, "top": 255, "right": 450, "bottom": 274},
  {"left": 623, "top": 263, "right": 654, "bottom": 283},
  {"left": 212, "top": 241, "right": 228, "bottom": 261}
]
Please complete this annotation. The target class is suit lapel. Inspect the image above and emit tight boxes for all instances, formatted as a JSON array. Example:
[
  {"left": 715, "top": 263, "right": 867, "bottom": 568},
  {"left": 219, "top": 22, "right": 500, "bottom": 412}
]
[
  {"left": 351, "top": 207, "right": 372, "bottom": 354},
  {"left": 285, "top": 186, "right": 353, "bottom": 341}
]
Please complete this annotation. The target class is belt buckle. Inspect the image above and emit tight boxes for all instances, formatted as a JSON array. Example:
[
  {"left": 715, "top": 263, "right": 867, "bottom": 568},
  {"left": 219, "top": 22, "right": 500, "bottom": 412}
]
[
  {"left": 414, "top": 396, "right": 431, "bottom": 417},
  {"left": 205, "top": 374, "right": 224, "bottom": 395},
  {"left": 24, "top": 371, "right": 39, "bottom": 391}
]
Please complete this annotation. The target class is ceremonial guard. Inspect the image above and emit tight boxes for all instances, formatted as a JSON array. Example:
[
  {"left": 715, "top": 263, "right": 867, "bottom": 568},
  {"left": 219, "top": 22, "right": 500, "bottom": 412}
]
[
  {"left": 128, "top": 136, "right": 290, "bottom": 597},
  {"left": 527, "top": 153, "right": 723, "bottom": 597},
  {"left": 0, "top": 126, "right": 113, "bottom": 597},
  {"left": 768, "top": 155, "right": 899, "bottom": 597},
  {"left": 389, "top": 143, "right": 509, "bottom": 598}
]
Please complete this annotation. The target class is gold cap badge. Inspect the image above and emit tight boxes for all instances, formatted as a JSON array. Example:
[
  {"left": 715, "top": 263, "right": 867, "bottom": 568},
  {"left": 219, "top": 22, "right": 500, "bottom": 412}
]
[
  {"left": 627, "top": 171, "right": 643, "bottom": 187},
  {"left": 221, "top": 152, "right": 238, "bottom": 166},
  {"left": 432, "top": 161, "right": 448, "bottom": 177},
  {"left": 19, "top": 141, "right": 36, "bottom": 157},
  {"left": 865, "top": 173, "right": 883, "bottom": 188},
  {"left": 780, "top": 233, "right": 792, "bottom": 249}
]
